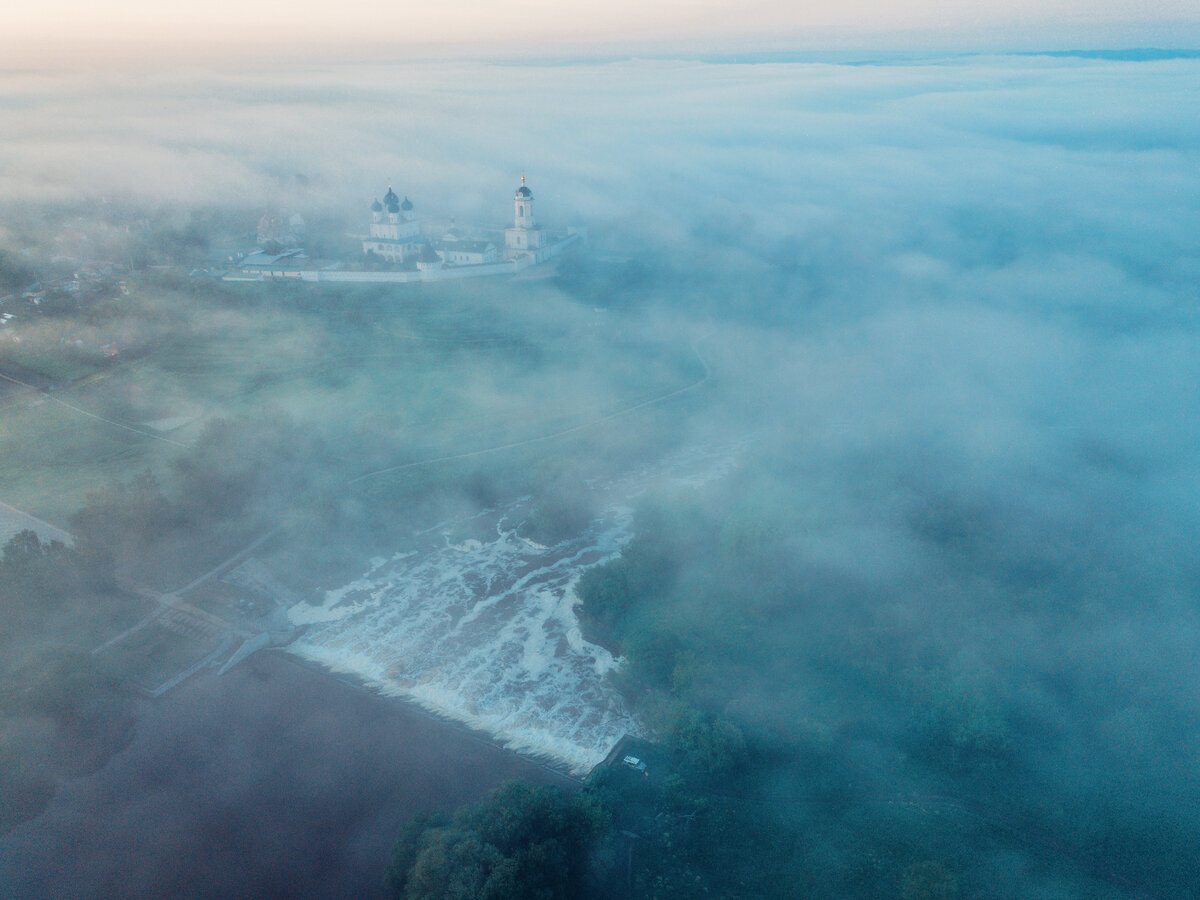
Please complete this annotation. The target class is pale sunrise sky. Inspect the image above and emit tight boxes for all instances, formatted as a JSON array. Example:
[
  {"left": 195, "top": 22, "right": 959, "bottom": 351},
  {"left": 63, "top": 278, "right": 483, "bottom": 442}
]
[{"left": 5, "top": 0, "right": 1200, "bottom": 51}]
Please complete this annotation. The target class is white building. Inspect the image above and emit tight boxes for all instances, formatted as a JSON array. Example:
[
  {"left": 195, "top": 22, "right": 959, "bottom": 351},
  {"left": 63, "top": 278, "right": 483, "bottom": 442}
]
[
  {"left": 362, "top": 186, "right": 422, "bottom": 264},
  {"left": 434, "top": 222, "right": 499, "bottom": 266},
  {"left": 504, "top": 174, "right": 544, "bottom": 256},
  {"left": 257, "top": 207, "right": 304, "bottom": 248},
  {"left": 439, "top": 240, "right": 499, "bottom": 266}
]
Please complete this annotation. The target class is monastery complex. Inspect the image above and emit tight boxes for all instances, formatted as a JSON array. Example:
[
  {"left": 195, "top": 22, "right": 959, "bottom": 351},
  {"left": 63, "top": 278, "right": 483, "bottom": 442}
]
[{"left": 228, "top": 175, "right": 582, "bottom": 283}]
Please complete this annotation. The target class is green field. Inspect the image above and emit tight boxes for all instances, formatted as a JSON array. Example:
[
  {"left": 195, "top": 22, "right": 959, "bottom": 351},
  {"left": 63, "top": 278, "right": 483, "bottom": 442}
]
[{"left": 0, "top": 275, "right": 703, "bottom": 536}]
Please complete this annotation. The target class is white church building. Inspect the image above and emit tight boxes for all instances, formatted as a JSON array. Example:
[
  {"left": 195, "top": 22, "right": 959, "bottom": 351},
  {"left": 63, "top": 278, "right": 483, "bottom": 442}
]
[{"left": 361, "top": 186, "right": 422, "bottom": 264}]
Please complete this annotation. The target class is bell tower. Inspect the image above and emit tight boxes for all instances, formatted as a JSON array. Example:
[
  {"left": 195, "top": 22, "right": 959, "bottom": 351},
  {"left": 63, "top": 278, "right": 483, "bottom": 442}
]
[
  {"left": 505, "top": 172, "right": 543, "bottom": 255},
  {"left": 514, "top": 172, "right": 535, "bottom": 228}
]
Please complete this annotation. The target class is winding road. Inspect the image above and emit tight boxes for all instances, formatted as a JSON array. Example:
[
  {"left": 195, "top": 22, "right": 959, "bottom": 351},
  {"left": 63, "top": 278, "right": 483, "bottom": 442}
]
[{"left": 348, "top": 334, "right": 714, "bottom": 485}]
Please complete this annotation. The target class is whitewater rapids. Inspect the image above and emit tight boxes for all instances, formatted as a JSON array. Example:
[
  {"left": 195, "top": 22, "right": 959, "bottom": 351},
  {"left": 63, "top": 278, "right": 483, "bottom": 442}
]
[{"left": 286, "top": 445, "right": 738, "bottom": 774}]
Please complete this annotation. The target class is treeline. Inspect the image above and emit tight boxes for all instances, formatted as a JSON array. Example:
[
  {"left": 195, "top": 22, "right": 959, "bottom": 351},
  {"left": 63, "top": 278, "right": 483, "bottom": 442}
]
[
  {"left": 0, "top": 530, "right": 134, "bottom": 831},
  {"left": 0, "top": 529, "right": 113, "bottom": 630},
  {"left": 71, "top": 410, "right": 331, "bottom": 586},
  {"left": 384, "top": 782, "right": 606, "bottom": 900},
  {"left": 383, "top": 769, "right": 790, "bottom": 899},
  {"left": 564, "top": 476, "right": 1020, "bottom": 896}
]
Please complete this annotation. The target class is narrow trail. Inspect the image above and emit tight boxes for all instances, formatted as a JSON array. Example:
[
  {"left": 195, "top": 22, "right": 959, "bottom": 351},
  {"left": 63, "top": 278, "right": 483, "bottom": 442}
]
[
  {"left": 0, "top": 370, "right": 187, "bottom": 448},
  {"left": 348, "top": 334, "right": 714, "bottom": 486}
]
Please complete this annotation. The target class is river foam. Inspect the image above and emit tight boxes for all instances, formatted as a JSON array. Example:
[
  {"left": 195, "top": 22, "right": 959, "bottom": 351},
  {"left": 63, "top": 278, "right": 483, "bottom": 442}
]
[{"left": 287, "top": 444, "right": 740, "bottom": 774}]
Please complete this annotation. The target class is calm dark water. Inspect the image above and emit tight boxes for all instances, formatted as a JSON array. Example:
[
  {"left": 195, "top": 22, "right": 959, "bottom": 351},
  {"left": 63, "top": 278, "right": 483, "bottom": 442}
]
[{"left": 0, "top": 652, "right": 573, "bottom": 899}]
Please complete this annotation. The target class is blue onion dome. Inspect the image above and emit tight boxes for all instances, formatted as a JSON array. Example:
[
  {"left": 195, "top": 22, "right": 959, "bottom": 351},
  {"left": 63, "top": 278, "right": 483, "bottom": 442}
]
[
  {"left": 515, "top": 184, "right": 532, "bottom": 199},
  {"left": 401, "top": 196, "right": 413, "bottom": 211},
  {"left": 383, "top": 186, "right": 400, "bottom": 206},
  {"left": 371, "top": 199, "right": 383, "bottom": 212}
]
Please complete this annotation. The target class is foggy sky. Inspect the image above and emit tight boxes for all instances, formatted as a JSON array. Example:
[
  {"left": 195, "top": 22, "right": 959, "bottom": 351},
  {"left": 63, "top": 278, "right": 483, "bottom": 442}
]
[
  {"left": 3, "top": 47, "right": 1200, "bottom": 895},
  {"left": 4, "top": 0, "right": 1200, "bottom": 53},
  {"left": 2, "top": 55, "right": 1197, "bottom": 226}
]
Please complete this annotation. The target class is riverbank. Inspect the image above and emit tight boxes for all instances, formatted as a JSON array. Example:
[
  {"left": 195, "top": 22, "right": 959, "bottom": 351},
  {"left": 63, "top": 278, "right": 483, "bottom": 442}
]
[{"left": 0, "top": 651, "right": 575, "bottom": 899}]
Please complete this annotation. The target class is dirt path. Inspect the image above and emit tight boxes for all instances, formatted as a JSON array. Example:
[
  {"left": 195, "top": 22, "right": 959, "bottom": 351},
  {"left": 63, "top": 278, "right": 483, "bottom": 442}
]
[
  {"left": 349, "top": 334, "right": 713, "bottom": 485},
  {"left": 0, "top": 371, "right": 186, "bottom": 448}
]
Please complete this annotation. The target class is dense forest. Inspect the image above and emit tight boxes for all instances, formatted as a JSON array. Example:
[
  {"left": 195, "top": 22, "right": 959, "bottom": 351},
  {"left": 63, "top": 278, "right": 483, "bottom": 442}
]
[{"left": 384, "top": 452, "right": 1200, "bottom": 897}]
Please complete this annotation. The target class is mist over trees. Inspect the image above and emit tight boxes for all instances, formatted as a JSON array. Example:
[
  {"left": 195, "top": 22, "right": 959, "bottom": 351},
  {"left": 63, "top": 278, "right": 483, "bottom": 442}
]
[
  {"left": 0, "top": 49, "right": 1198, "bottom": 899},
  {"left": 384, "top": 783, "right": 606, "bottom": 899}
]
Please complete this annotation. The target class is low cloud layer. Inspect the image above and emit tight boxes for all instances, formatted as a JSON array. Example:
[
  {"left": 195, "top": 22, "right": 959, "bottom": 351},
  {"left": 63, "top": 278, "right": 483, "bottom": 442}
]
[{"left": 1, "top": 50, "right": 1198, "bottom": 895}]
